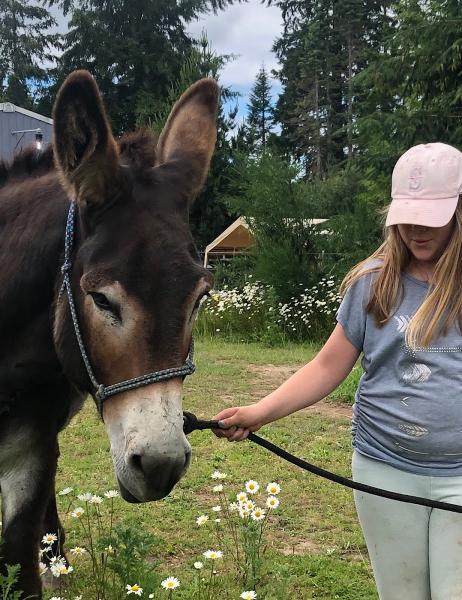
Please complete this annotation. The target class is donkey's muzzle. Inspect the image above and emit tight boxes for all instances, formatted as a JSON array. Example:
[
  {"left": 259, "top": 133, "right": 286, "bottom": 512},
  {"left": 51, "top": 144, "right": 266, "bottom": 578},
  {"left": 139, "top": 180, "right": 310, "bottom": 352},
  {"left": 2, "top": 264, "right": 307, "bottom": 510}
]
[{"left": 120, "top": 446, "right": 192, "bottom": 502}]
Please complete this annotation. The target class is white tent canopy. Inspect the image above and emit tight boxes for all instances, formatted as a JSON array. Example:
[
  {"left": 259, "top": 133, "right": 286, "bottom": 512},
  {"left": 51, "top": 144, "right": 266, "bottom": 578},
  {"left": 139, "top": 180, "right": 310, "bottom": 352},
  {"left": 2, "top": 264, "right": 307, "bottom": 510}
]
[{"left": 203, "top": 216, "right": 327, "bottom": 267}]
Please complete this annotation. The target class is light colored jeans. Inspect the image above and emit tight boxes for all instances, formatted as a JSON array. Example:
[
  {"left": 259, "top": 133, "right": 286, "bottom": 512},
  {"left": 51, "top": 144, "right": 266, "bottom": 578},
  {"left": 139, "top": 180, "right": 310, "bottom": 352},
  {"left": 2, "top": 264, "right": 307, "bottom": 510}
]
[{"left": 352, "top": 450, "right": 462, "bottom": 600}]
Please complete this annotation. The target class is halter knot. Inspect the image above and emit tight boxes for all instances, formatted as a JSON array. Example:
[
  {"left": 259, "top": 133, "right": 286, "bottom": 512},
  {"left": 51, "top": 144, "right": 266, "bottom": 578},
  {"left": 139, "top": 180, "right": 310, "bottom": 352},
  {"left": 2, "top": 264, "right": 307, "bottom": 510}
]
[{"left": 95, "top": 384, "right": 106, "bottom": 401}]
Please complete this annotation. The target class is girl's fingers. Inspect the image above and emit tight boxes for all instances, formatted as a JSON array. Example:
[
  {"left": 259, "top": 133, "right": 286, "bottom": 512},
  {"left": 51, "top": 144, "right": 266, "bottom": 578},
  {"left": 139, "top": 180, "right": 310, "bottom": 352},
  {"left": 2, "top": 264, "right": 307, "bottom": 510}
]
[
  {"left": 212, "top": 407, "right": 239, "bottom": 422},
  {"left": 228, "top": 427, "right": 248, "bottom": 442},
  {"left": 212, "top": 425, "right": 237, "bottom": 439}
]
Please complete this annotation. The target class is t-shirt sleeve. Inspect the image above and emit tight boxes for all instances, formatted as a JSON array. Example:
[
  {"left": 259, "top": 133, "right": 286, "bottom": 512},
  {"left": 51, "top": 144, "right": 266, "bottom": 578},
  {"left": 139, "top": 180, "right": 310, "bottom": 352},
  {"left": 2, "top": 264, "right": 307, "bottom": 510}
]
[{"left": 336, "top": 274, "right": 371, "bottom": 351}]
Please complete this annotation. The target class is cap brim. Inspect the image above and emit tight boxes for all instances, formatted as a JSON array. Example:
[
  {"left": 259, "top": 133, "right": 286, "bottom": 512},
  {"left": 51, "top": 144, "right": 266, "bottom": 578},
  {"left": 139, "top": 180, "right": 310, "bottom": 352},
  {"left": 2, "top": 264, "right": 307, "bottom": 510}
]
[{"left": 386, "top": 196, "right": 458, "bottom": 227}]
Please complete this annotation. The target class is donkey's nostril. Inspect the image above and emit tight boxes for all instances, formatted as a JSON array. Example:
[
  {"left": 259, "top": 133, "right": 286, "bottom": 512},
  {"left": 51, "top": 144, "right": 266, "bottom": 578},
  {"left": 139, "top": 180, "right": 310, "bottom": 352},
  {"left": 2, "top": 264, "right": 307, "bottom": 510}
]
[
  {"left": 125, "top": 450, "right": 191, "bottom": 496},
  {"left": 129, "top": 453, "right": 143, "bottom": 474},
  {"left": 183, "top": 448, "right": 192, "bottom": 471}
]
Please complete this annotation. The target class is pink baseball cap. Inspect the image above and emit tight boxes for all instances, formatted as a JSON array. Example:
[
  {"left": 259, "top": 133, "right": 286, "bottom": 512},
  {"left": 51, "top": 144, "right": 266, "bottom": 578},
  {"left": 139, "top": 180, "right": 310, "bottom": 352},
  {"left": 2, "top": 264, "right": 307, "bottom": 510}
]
[{"left": 386, "top": 142, "right": 462, "bottom": 227}]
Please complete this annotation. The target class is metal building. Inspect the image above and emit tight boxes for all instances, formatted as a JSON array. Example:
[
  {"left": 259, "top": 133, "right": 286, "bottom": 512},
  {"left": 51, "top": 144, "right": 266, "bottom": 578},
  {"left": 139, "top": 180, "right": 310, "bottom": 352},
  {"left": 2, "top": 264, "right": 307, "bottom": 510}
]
[{"left": 0, "top": 103, "right": 53, "bottom": 162}]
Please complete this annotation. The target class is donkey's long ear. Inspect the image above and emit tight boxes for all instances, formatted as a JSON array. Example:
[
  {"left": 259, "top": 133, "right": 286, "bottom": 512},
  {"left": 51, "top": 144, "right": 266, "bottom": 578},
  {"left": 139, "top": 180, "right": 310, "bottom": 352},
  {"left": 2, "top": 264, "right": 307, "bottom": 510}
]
[
  {"left": 53, "top": 70, "right": 120, "bottom": 207},
  {"left": 156, "top": 78, "right": 219, "bottom": 198}
]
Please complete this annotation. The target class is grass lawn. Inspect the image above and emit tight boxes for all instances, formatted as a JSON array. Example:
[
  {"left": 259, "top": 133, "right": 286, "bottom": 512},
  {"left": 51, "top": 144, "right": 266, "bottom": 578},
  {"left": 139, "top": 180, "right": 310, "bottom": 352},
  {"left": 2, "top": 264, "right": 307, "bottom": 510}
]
[{"left": 53, "top": 337, "right": 376, "bottom": 599}]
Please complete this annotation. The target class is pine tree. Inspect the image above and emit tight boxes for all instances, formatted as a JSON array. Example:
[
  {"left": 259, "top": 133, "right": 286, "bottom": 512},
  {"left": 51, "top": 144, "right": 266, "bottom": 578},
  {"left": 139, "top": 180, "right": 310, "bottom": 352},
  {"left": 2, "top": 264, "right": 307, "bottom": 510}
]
[
  {"left": 246, "top": 65, "right": 274, "bottom": 150},
  {"left": 272, "top": 0, "right": 391, "bottom": 176},
  {"left": 356, "top": 0, "right": 462, "bottom": 177},
  {"left": 0, "top": 0, "right": 59, "bottom": 108}
]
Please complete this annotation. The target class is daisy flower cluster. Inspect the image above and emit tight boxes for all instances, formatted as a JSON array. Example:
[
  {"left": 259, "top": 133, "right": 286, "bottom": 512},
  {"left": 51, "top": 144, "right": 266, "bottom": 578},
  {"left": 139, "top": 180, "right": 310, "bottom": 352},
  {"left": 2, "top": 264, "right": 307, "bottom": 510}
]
[
  {"left": 207, "top": 280, "right": 269, "bottom": 319},
  {"left": 51, "top": 486, "right": 121, "bottom": 599},
  {"left": 276, "top": 278, "right": 341, "bottom": 339},
  {"left": 39, "top": 533, "right": 73, "bottom": 579},
  {"left": 125, "top": 576, "right": 181, "bottom": 597},
  {"left": 197, "top": 277, "right": 341, "bottom": 342},
  {"left": 197, "top": 280, "right": 276, "bottom": 341},
  {"left": 194, "top": 471, "right": 282, "bottom": 591}
]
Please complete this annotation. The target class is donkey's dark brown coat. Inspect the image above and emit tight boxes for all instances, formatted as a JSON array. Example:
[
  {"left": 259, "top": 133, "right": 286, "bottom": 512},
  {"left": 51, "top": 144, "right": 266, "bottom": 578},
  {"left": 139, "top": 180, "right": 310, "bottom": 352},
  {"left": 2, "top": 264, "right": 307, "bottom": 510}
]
[{"left": 0, "top": 71, "right": 218, "bottom": 598}]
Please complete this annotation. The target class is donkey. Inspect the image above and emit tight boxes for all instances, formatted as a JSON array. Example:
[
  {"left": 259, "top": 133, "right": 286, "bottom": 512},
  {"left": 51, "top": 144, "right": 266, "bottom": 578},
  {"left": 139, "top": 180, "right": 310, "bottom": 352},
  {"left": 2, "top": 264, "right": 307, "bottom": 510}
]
[{"left": 0, "top": 70, "right": 218, "bottom": 597}]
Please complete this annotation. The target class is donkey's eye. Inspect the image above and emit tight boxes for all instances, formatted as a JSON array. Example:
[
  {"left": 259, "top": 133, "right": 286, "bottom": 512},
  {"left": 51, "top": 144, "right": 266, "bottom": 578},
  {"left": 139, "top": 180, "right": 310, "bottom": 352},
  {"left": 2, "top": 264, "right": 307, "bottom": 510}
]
[{"left": 89, "top": 292, "right": 116, "bottom": 314}]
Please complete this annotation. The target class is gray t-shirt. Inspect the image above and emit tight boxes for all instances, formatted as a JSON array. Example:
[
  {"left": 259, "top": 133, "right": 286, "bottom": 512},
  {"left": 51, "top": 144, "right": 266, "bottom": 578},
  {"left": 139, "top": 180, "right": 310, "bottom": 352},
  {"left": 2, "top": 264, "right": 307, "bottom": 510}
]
[{"left": 337, "top": 266, "right": 462, "bottom": 475}]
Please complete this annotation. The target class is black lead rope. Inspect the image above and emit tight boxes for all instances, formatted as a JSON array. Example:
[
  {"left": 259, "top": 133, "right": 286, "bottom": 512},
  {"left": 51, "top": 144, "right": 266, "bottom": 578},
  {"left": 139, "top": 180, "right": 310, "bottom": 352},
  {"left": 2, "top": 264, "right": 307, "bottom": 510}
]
[{"left": 183, "top": 412, "right": 462, "bottom": 515}]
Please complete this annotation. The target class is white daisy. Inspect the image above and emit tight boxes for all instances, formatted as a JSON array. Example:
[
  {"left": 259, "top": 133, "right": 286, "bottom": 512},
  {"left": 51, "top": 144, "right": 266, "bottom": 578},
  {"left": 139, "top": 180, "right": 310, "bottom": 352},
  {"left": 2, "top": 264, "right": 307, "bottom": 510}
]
[
  {"left": 236, "top": 492, "right": 248, "bottom": 503},
  {"left": 203, "top": 549, "right": 223, "bottom": 560},
  {"left": 239, "top": 508, "right": 250, "bottom": 519},
  {"left": 58, "top": 487, "right": 73, "bottom": 496},
  {"left": 266, "top": 496, "right": 280, "bottom": 509},
  {"left": 251, "top": 508, "right": 266, "bottom": 521},
  {"left": 126, "top": 583, "right": 143, "bottom": 595},
  {"left": 77, "top": 492, "right": 93, "bottom": 502},
  {"left": 245, "top": 480, "right": 259, "bottom": 494},
  {"left": 194, "top": 561, "right": 204, "bottom": 570},
  {"left": 266, "top": 482, "right": 281, "bottom": 495},
  {"left": 161, "top": 576, "right": 180, "bottom": 590},
  {"left": 104, "top": 490, "right": 119, "bottom": 498},
  {"left": 240, "top": 592, "right": 257, "bottom": 600},
  {"left": 244, "top": 500, "right": 255, "bottom": 512},
  {"left": 89, "top": 495, "right": 103, "bottom": 504},
  {"left": 196, "top": 514, "right": 209, "bottom": 526},
  {"left": 41, "top": 533, "right": 57, "bottom": 545}
]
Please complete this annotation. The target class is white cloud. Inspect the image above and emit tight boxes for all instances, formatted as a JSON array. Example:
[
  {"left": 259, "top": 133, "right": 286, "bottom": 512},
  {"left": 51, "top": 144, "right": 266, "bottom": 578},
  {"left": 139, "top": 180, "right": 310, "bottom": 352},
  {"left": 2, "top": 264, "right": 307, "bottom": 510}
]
[{"left": 187, "top": 0, "right": 282, "bottom": 88}]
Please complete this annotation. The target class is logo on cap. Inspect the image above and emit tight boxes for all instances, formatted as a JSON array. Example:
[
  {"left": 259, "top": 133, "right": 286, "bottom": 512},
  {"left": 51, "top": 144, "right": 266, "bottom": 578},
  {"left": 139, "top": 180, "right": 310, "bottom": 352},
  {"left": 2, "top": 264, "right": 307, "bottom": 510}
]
[{"left": 409, "top": 167, "right": 423, "bottom": 191}]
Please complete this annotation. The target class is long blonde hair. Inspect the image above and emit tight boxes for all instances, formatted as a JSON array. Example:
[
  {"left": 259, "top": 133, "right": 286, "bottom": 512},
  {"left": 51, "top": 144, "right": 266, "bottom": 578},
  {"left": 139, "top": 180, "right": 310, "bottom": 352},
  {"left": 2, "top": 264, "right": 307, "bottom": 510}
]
[{"left": 340, "top": 198, "right": 462, "bottom": 348}]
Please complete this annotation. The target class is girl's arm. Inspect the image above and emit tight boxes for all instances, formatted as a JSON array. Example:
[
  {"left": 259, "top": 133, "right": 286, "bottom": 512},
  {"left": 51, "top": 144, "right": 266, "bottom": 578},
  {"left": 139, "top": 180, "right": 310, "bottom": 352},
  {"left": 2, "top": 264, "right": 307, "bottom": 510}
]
[{"left": 213, "top": 323, "right": 360, "bottom": 441}]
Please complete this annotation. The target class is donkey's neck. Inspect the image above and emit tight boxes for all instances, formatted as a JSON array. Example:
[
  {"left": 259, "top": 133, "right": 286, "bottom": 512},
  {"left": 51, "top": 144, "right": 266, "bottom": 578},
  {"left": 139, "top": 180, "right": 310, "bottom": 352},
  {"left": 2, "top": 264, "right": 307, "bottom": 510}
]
[{"left": 0, "top": 172, "right": 69, "bottom": 389}]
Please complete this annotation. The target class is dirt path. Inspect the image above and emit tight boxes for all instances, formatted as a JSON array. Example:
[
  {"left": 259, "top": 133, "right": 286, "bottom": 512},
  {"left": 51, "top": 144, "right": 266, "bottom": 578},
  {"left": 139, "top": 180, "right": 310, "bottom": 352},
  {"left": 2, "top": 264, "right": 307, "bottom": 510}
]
[{"left": 247, "top": 363, "right": 352, "bottom": 420}]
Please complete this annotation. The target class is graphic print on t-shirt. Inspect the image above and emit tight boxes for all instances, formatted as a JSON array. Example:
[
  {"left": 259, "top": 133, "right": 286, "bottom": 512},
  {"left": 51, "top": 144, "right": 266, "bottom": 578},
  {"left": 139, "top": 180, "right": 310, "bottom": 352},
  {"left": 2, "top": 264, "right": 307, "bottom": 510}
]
[
  {"left": 398, "top": 423, "right": 429, "bottom": 437},
  {"left": 394, "top": 314, "right": 411, "bottom": 333},
  {"left": 401, "top": 363, "right": 432, "bottom": 383}
]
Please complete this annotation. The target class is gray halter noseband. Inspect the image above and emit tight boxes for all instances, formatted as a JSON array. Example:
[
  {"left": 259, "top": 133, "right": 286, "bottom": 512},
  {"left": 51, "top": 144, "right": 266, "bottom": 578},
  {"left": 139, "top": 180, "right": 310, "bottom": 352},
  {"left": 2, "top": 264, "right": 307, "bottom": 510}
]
[{"left": 60, "top": 202, "right": 196, "bottom": 416}]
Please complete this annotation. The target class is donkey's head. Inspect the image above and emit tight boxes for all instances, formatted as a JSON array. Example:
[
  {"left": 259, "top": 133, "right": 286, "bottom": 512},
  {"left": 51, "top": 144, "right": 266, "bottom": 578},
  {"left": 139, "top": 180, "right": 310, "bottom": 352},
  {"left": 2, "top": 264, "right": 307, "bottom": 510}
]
[{"left": 52, "top": 71, "right": 218, "bottom": 502}]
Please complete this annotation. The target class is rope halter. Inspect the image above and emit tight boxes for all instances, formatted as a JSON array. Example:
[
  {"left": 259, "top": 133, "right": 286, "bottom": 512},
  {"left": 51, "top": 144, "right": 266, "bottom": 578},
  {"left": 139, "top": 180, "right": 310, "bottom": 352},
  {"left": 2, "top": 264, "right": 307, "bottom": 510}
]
[{"left": 60, "top": 202, "right": 196, "bottom": 417}]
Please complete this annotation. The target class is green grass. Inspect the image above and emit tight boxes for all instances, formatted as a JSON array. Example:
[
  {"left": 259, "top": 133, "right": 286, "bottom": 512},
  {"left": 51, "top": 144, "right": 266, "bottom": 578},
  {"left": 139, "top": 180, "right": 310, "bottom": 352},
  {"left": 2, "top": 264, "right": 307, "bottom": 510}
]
[{"left": 51, "top": 337, "right": 375, "bottom": 599}]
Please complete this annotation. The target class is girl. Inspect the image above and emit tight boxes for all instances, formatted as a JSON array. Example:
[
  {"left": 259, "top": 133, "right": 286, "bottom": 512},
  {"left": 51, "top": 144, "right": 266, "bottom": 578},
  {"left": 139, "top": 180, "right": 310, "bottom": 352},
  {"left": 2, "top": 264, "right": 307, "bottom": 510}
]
[{"left": 213, "top": 142, "right": 462, "bottom": 600}]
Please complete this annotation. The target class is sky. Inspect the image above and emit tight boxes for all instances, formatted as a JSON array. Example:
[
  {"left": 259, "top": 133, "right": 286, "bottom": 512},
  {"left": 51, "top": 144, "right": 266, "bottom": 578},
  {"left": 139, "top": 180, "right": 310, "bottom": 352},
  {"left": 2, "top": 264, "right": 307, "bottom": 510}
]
[{"left": 49, "top": 0, "right": 283, "bottom": 123}]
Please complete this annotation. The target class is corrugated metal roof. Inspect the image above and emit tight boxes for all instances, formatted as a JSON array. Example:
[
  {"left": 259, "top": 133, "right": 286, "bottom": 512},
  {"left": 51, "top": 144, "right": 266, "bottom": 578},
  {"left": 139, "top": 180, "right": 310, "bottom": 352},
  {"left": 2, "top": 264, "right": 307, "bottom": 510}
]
[{"left": 0, "top": 102, "right": 53, "bottom": 124}]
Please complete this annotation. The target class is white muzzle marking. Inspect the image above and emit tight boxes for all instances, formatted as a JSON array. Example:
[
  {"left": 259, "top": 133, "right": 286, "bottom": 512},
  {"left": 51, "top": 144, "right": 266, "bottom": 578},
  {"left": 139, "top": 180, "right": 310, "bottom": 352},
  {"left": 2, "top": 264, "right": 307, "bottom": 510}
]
[{"left": 103, "top": 380, "right": 191, "bottom": 502}]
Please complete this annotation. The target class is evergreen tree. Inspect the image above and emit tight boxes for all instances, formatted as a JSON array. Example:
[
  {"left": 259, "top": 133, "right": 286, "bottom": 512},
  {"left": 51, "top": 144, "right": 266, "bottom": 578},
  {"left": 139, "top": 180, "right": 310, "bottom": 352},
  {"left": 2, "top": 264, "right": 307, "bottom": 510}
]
[
  {"left": 0, "top": 0, "right": 59, "bottom": 107},
  {"left": 246, "top": 65, "right": 274, "bottom": 150},
  {"left": 356, "top": 0, "right": 462, "bottom": 176},
  {"left": 272, "top": 0, "right": 391, "bottom": 176}
]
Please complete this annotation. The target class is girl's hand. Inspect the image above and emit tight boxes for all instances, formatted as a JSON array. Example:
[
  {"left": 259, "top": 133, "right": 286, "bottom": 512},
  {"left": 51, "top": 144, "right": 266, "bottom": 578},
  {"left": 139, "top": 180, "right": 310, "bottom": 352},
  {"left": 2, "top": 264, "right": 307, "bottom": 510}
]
[{"left": 212, "top": 404, "right": 265, "bottom": 442}]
